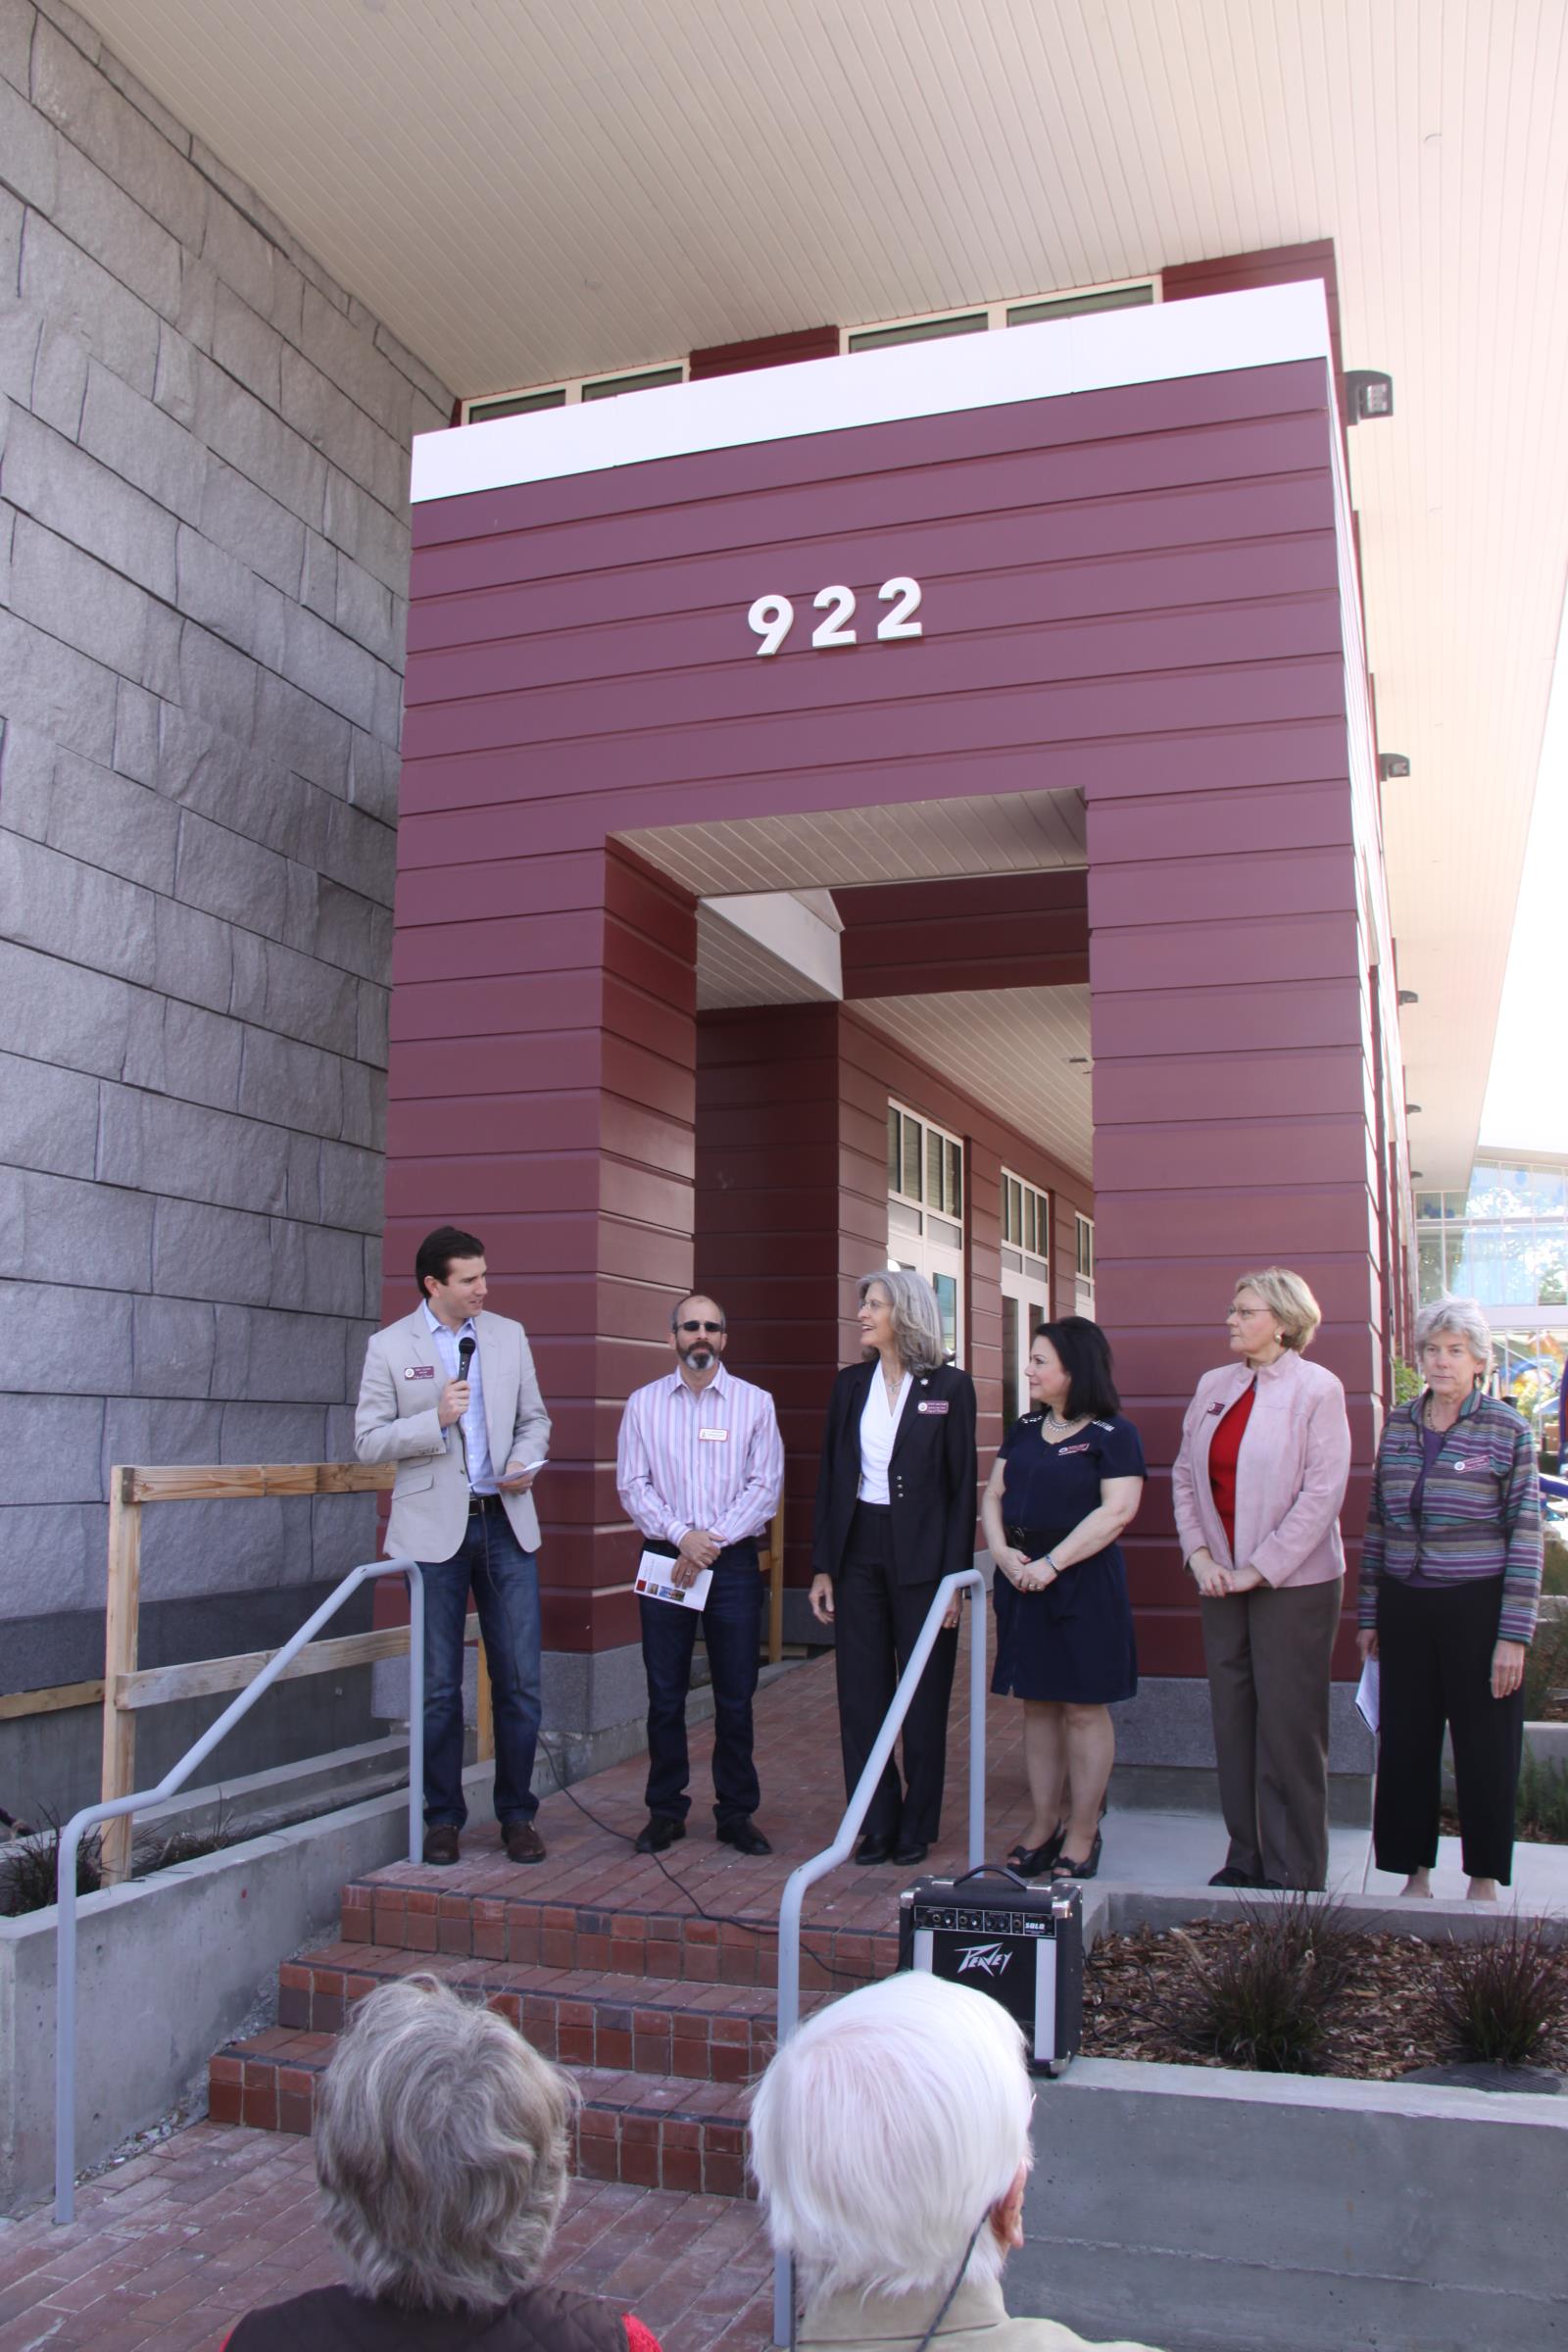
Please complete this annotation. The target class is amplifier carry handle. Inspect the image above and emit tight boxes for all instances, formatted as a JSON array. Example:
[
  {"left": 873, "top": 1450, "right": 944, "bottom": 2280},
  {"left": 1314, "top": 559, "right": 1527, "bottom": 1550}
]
[{"left": 949, "top": 1862, "right": 1028, "bottom": 1887}]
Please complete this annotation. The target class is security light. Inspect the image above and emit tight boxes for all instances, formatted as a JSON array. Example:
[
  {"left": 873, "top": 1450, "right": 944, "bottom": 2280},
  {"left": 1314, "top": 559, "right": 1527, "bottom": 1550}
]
[
  {"left": 1379, "top": 753, "right": 1411, "bottom": 780},
  {"left": 1346, "top": 370, "right": 1395, "bottom": 422},
  {"left": 1397, "top": 989, "right": 1420, "bottom": 1006}
]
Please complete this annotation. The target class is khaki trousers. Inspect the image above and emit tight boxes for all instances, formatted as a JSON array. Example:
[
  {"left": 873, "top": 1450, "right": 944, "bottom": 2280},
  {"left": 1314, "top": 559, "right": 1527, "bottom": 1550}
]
[{"left": 1200, "top": 1577, "right": 1342, "bottom": 1889}]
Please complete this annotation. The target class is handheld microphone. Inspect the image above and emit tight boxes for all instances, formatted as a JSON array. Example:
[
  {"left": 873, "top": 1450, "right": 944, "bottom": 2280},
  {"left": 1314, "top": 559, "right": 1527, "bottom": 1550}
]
[{"left": 457, "top": 1336, "right": 475, "bottom": 1385}]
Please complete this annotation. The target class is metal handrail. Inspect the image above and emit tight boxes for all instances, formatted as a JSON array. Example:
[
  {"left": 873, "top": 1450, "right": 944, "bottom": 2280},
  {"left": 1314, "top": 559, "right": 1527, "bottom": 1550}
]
[
  {"left": 772, "top": 1564, "right": 987, "bottom": 2346},
  {"left": 55, "top": 1556, "right": 423, "bottom": 2223}
]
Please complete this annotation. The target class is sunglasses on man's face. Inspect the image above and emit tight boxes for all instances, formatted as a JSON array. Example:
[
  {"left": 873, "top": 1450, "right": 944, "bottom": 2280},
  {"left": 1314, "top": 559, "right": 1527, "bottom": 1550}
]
[{"left": 678, "top": 1320, "right": 724, "bottom": 1335}]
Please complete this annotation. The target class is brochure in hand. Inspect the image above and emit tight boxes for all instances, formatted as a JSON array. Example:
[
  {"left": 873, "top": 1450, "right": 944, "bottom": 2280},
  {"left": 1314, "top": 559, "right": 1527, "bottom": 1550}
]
[{"left": 635, "top": 1544, "right": 712, "bottom": 1610}]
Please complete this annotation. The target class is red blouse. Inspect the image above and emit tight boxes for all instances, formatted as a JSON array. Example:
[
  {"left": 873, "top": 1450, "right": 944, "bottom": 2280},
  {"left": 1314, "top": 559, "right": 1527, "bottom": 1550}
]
[{"left": 1207, "top": 1381, "right": 1256, "bottom": 1553}]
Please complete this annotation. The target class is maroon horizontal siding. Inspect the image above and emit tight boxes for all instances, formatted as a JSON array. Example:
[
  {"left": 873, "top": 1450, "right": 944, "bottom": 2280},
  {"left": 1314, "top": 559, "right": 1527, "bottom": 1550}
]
[
  {"left": 837, "top": 872, "right": 1089, "bottom": 998},
  {"left": 392, "top": 336, "right": 1382, "bottom": 1666},
  {"left": 688, "top": 325, "right": 839, "bottom": 378}
]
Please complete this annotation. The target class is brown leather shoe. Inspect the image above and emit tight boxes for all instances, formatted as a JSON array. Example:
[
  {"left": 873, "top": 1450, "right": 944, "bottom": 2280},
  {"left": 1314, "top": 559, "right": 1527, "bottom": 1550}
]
[
  {"left": 422, "top": 1824, "right": 461, "bottom": 1866},
  {"left": 502, "top": 1819, "right": 546, "bottom": 1866}
]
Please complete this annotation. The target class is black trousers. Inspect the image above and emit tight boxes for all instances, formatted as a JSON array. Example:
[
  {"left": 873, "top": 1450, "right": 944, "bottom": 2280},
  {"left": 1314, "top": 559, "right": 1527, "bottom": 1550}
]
[
  {"left": 833, "top": 1503, "right": 958, "bottom": 1846},
  {"left": 1374, "top": 1573, "right": 1524, "bottom": 1885}
]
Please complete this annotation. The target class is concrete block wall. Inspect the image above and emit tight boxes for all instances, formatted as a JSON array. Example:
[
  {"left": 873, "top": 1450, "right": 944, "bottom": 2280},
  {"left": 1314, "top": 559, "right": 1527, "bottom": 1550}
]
[{"left": 0, "top": 0, "right": 452, "bottom": 1787}]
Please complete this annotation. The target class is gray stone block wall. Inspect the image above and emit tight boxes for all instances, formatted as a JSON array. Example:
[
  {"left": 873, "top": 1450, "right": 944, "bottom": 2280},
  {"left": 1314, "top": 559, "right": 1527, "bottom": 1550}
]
[{"left": 0, "top": 0, "right": 453, "bottom": 1741}]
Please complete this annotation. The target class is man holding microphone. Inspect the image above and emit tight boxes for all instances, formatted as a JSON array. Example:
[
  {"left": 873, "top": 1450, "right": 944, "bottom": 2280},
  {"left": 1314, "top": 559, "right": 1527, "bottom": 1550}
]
[
  {"left": 355, "top": 1227, "right": 551, "bottom": 1867},
  {"left": 617, "top": 1293, "right": 784, "bottom": 1856}
]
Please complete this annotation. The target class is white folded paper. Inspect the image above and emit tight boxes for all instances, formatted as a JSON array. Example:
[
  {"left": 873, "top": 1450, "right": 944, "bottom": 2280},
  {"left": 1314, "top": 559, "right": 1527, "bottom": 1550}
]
[
  {"left": 1355, "top": 1657, "right": 1380, "bottom": 1736},
  {"left": 635, "top": 1549, "right": 712, "bottom": 1609}
]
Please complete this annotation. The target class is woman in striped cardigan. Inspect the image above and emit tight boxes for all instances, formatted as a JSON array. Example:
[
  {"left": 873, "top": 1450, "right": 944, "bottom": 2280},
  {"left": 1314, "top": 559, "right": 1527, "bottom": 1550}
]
[{"left": 1357, "top": 1297, "right": 1543, "bottom": 1900}]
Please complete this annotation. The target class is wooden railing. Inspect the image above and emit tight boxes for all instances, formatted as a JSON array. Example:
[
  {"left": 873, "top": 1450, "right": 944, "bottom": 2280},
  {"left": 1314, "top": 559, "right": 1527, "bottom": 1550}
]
[{"left": 85, "top": 1463, "right": 789, "bottom": 1880}]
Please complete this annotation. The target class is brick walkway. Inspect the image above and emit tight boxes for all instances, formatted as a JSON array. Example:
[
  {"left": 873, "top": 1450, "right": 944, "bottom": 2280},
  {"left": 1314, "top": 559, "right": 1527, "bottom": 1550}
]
[
  {"left": 0, "top": 2127, "right": 773, "bottom": 2351},
  {"left": 3, "top": 1638, "right": 1025, "bottom": 2350}
]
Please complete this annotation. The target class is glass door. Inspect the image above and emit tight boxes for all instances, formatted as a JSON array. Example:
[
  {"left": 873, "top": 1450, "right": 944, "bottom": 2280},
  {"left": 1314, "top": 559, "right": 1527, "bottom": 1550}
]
[{"left": 887, "top": 1102, "right": 966, "bottom": 1363}]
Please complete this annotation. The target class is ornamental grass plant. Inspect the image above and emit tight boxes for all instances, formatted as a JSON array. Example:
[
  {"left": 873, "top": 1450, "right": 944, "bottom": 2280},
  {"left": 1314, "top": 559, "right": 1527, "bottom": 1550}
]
[
  {"left": 1173, "top": 1891, "right": 1356, "bottom": 2075},
  {"left": 1428, "top": 1915, "right": 1568, "bottom": 2068}
]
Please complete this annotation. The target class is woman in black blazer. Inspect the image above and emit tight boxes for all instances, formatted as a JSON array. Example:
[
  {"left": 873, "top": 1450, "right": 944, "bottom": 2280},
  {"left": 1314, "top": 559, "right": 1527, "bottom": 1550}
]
[{"left": 809, "top": 1271, "right": 978, "bottom": 1867}]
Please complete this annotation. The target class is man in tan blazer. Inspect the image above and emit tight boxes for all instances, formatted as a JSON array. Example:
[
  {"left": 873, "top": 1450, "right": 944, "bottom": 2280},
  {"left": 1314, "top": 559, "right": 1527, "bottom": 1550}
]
[{"left": 355, "top": 1226, "right": 551, "bottom": 1866}]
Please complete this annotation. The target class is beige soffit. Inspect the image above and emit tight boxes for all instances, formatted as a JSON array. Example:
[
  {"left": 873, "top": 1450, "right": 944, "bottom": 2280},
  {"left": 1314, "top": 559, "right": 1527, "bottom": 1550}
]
[{"left": 78, "top": 0, "right": 1568, "bottom": 1182}]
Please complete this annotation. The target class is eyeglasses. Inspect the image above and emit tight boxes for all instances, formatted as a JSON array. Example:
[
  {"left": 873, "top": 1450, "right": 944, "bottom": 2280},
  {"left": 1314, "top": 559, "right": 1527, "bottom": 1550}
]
[
  {"left": 677, "top": 1320, "right": 725, "bottom": 1335},
  {"left": 1228, "top": 1305, "right": 1270, "bottom": 1320}
]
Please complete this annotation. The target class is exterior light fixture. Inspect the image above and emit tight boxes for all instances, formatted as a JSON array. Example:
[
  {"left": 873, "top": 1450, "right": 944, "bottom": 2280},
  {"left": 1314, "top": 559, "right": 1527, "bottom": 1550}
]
[
  {"left": 1405, "top": 1103, "right": 1423, "bottom": 1116},
  {"left": 1379, "top": 753, "right": 1411, "bottom": 780},
  {"left": 1410, "top": 1169, "right": 1425, "bottom": 1180},
  {"left": 1397, "top": 988, "right": 1420, "bottom": 1006},
  {"left": 1346, "top": 369, "right": 1395, "bottom": 422}
]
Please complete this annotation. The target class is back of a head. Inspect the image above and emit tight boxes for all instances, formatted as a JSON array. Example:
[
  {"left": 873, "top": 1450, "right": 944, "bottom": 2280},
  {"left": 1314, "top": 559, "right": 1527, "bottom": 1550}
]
[
  {"left": 315, "top": 1975, "right": 578, "bottom": 2313},
  {"left": 749, "top": 1972, "right": 1032, "bottom": 2301}
]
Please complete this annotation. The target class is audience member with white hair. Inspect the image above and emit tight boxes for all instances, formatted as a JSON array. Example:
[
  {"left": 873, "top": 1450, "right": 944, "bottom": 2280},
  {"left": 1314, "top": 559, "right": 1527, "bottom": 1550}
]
[
  {"left": 224, "top": 1977, "right": 662, "bottom": 2351},
  {"left": 750, "top": 1972, "right": 1163, "bottom": 2352}
]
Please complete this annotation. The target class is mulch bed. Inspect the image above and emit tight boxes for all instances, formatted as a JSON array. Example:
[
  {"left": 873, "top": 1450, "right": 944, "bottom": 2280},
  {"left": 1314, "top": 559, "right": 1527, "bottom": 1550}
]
[{"left": 1083, "top": 1918, "right": 1568, "bottom": 2081}]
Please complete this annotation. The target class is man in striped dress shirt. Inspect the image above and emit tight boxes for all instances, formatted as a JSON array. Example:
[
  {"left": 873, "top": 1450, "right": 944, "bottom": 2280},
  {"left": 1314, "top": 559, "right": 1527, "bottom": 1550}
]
[{"left": 616, "top": 1294, "right": 784, "bottom": 1856}]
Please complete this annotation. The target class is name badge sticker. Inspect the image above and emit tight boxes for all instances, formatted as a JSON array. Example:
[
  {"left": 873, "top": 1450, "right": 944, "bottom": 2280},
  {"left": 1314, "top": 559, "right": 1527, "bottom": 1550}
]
[
  {"left": 698, "top": 1427, "right": 729, "bottom": 1443},
  {"left": 917, "top": 1400, "right": 950, "bottom": 1415},
  {"left": 404, "top": 1365, "right": 436, "bottom": 1381}
]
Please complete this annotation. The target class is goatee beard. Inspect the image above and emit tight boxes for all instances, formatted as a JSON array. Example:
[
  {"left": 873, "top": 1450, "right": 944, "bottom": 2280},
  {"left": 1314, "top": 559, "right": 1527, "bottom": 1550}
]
[{"left": 687, "top": 1347, "right": 713, "bottom": 1371}]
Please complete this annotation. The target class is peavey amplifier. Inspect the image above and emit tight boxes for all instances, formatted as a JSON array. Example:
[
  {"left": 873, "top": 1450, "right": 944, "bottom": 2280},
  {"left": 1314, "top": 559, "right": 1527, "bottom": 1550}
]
[{"left": 897, "top": 1865, "right": 1084, "bottom": 2075}]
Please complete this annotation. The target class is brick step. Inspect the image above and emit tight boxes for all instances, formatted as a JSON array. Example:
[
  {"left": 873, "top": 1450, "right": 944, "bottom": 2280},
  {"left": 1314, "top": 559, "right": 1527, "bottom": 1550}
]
[
  {"left": 279, "top": 1941, "right": 824, "bottom": 2081},
  {"left": 341, "top": 1874, "right": 897, "bottom": 1992},
  {"left": 211, "top": 2034, "right": 753, "bottom": 2197}
]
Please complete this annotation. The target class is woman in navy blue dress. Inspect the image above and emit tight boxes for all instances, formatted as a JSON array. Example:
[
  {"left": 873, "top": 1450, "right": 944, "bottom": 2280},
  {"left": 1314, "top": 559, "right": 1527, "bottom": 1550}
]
[{"left": 980, "top": 1318, "right": 1145, "bottom": 1881}]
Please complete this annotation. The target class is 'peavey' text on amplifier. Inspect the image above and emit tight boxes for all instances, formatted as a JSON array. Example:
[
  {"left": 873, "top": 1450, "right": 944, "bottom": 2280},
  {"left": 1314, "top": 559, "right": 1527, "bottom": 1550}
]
[{"left": 897, "top": 1865, "right": 1084, "bottom": 2075}]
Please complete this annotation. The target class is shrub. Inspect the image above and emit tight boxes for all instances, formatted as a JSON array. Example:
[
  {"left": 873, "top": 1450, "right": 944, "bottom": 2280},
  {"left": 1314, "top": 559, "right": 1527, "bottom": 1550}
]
[
  {"left": 1174, "top": 1892, "right": 1355, "bottom": 2074},
  {"left": 0, "top": 1815, "right": 102, "bottom": 1918},
  {"left": 1516, "top": 1752, "right": 1568, "bottom": 1841},
  {"left": 1428, "top": 1916, "right": 1568, "bottom": 2067},
  {"left": 1522, "top": 1611, "right": 1568, "bottom": 1721}
]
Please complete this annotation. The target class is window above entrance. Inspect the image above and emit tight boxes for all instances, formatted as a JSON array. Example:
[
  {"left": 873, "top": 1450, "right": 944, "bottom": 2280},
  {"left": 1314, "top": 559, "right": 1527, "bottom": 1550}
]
[
  {"left": 887, "top": 1102, "right": 965, "bottom": 1364},
  {"left": 845, "top": 277, "right": 1156, "bottom": 352}
]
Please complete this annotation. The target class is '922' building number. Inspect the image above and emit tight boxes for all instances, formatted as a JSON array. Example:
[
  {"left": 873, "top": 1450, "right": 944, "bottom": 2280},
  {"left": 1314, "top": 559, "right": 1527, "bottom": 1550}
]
[{"left": 747, "top": 577, "right": 923, "bottom": 655}]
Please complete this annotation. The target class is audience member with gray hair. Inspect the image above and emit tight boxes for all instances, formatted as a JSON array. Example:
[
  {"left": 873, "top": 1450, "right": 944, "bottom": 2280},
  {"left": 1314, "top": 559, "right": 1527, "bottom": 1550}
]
[
  {"left": 1358, "top": 1296, "right": 1544, "bottom": 1900},
  {"left": 751, "top": 1971, "right": 1162, "bottom": 2351},
  {"left": 225, "top": 1977, "right": 662, "bottom": 2351}
]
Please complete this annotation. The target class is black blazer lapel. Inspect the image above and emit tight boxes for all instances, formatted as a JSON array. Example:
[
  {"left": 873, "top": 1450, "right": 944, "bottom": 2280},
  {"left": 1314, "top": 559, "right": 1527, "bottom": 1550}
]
[{"left": 888, "top": 1367, "right": 938, "bottom": 1470}]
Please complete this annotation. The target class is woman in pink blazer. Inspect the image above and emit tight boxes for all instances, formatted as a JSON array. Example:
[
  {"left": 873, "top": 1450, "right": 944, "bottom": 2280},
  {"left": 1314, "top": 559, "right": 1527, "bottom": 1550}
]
[{"left": 1172, "top": 1268, "right": 1351, "bottom": 1890}]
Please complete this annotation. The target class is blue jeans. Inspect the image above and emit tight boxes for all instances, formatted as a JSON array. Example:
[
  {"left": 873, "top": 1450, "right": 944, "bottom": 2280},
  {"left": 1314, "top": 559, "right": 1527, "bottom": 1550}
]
[
  {"left": 420, "top": 1504, "right": 541, "bottom": 1830},
  {"left": 639, "top": 1540, "right": 761, "bottom": 1826}
]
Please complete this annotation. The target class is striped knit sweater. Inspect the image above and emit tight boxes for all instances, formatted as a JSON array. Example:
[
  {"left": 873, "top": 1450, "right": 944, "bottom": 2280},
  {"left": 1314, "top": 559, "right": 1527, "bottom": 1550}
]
[{"left": 1358, "top": 1389, "right": 1543, "bottom": 1645}]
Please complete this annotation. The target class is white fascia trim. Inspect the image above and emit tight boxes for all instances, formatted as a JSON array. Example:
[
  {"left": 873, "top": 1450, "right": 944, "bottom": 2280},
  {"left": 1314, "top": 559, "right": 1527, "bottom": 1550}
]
[
  {"left": 411, "top": 280, "right": 1333, "bottom": 505},
  {"left": 704, "top": 893, "right": 844, "bottom": 1001}
]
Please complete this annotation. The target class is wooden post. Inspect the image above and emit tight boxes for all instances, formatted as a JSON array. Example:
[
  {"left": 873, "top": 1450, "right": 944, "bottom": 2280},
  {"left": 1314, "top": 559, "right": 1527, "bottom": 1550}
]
[
  {"left": 100, "top": 1469, "right": 142, "bottom": 1885},
  {"left": 766, "top": 1501, "right": 785, "bottom": 1664}
]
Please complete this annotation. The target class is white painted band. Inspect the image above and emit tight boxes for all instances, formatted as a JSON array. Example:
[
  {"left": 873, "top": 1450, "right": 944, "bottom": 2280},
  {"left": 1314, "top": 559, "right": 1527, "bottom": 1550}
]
[{"left": 411, "top": 280, "right": 1333, "bottom": 505}]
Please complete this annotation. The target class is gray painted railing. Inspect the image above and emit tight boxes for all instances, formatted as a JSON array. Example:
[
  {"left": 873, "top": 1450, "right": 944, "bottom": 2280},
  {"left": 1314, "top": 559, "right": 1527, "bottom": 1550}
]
[
  {"left": 54, "top": 1556, "right": 424, "bottom": 2224},
  {"left": 771, "top": 1565, "right": 987, "bottom": 2346}
]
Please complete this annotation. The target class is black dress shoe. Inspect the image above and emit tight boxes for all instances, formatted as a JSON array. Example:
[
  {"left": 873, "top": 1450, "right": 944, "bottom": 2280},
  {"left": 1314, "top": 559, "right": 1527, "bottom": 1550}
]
[
  {"left": 892, "top": 1839, "right": 929, "bottom": 1867},
  {"left": 716, "top": 1815, "right": 772, "bottom": 1856},
  {"left": 1208, "top": 1865, "right": 1260, "bottom": 1888},
  {"left": 635, "top": 1814, "right": 686, "bottom": 1854},
  {"left": 1008, "top": 1827, "right": 1066, "bottom": 1879},
  {"left": 854, "top": 1833, "right": 893, "bottom": 1866},
  {"left": 1052, "top": 1831, "right": 1102, "bottom": 1882}
]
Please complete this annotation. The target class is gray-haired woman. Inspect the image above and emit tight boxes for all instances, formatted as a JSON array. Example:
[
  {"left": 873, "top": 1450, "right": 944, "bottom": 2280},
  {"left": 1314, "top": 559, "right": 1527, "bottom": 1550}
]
[
  {"left": 809, "top": 1271, "right": 978, "bottom": 1867},
  {"left": 1357, "top": 1297, "right": 1543, "bottom": 1901},
  {"left": 225, "top": 1977, "right": 662, "bottom": 2351}
]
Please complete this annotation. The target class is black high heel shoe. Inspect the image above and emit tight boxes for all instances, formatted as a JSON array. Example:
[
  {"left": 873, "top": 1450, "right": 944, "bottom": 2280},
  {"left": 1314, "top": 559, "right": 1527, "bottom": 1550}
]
[
  {"left": 1052, "top": 1830, "right": 1102, "bottom": 1882},
  {"left": 1006, "top": 1825, "right": 1066, "bottom": 1878}
]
